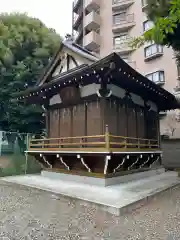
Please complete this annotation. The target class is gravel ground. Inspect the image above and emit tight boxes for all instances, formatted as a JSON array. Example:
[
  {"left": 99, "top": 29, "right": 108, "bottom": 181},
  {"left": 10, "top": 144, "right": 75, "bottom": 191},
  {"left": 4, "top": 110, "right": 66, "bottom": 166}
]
[{"left": 0, "top": 180, "right": 179, "bottom": 240}]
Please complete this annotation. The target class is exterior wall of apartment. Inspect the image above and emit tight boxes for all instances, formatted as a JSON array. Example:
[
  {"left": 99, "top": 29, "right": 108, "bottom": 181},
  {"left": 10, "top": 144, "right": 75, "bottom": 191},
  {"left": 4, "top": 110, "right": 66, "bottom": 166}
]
[
  {"left": 99, "top": 0, "right": 113, "bottom": 57},
  {"left": 72, "top": 0, "right": 180, "bottom": 139}
]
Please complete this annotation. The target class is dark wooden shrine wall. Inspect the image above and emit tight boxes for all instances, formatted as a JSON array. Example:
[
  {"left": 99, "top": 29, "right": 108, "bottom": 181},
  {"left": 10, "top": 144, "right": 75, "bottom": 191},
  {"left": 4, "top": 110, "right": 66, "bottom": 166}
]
[
  {"left": 47, "top": 97, "right": 159, "bottom": 140},
  {"left": 105, "top": 99, "right": 159, "bottom": 140},
  {"left": 48, "top": 99, "right": 102, "bottom": 138}
]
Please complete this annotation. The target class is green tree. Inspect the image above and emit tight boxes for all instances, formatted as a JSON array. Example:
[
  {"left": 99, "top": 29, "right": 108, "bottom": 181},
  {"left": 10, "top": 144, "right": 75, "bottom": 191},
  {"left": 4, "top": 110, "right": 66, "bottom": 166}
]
[
  {"left": 132, "top": 0, "right": 180, "bottom": 55},
  {"left": 0, "top": 13, "right": 61, "bottom": 133},
  {"left": 146, "top": 0, "right": 170, "bottom": 21}
]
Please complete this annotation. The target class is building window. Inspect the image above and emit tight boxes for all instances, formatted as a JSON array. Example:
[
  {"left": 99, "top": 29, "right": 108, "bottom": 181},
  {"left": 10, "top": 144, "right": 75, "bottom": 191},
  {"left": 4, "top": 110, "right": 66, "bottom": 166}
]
[
  {"left": 143, "top": 20, "right": 154, "bottom": 32},
  {"left": 144, "top": 44, "right": 163, "bottom": 58},
  {"left": 113, "top": 34, "right": 128, "bottom": 46},
  {"left": 146, "top": 71, "right": 165, "bottom": 83},
  {"left": 113, "top": 12, "right": 126, "bottom": 24}
]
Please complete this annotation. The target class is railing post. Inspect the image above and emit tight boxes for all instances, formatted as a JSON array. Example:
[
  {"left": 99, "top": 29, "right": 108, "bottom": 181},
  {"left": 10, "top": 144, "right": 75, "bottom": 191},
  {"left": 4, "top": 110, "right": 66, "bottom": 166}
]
[
  {"left": 25, "top": 133, "right": 30, "bottom": 175},
  {"left": 27, "top": 133, "right": 30, "bottom": 150},
  {"left": 105, "top": 125, "right": 110, "bottom": 151},
  {"left": 125, "top": 138, "right": 127, "bottom": 149},
  {"left": 138, "top": 138, "right": 140, "bottom": 149},
  {"left": 80, "top": 138, "right": 83, "bottom": 148},
  {"left": 42, "top": 138, "right": 44, "bottom": 149}
]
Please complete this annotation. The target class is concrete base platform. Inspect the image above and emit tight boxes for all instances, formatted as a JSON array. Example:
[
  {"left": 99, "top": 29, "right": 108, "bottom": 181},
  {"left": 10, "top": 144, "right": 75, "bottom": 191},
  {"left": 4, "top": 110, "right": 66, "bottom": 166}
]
[
  {"left": 1, "top": 171, "right": 180, "bottom": 216},
  {"left": 41, "top": 168, "right": 165, "bottom": 186}
]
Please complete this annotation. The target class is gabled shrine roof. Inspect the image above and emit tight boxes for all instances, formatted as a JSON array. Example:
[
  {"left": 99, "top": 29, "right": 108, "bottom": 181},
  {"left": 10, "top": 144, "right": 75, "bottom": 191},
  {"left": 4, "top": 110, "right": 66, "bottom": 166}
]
[
  {"left": 36, "top": 39, "right": 99, "bottom": 86},
  {"left": 15, "top": 52, "right": 180, "bottom": 111},
  {"left": 62, "top": 40, "right": 98, "bottom": 61}
]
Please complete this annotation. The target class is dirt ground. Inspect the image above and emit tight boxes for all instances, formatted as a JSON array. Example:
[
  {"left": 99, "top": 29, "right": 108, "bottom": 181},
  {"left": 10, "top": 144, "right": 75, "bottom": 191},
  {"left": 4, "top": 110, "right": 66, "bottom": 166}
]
[{"left": 0, "top": 180, "right": 179, "bottom": 240}]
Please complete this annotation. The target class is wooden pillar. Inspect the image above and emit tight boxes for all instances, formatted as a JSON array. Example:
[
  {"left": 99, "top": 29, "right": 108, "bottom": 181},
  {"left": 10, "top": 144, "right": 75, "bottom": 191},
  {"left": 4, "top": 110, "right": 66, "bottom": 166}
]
[
  {"left": 100, "top": 98, "right": 106, "bottom": 134},
  {"left": 117, "top": 102, "right": 119, "bottom": 135},
  {"left": 144, "top": 107, "right": 148, "bottom": 139},
  {"left": 59, "top": 108, "right": 61, "bottom": 138},
  {"left": 105, "top": 124, "right": 110, "bottom": 151},
  {"left": 135, "top": 107, "right": 138, "bottom": 139},
  {"left": 84, "top": 103, "right": 87, "bottom": 136},
  {"left": 70, "top": 107, "right": 73, "bottom": 138},
  {"left": 157, "top": 113, "right": 161, "bottom": 148},
  {"left": 125, "top": 102, "right": 128, "bottom": 137},
  {"left": 46, "top": 111, "right": 50, "bottom": 137},
  {"left": 44, "top": 101, "right": 49, "bottom": 137}
]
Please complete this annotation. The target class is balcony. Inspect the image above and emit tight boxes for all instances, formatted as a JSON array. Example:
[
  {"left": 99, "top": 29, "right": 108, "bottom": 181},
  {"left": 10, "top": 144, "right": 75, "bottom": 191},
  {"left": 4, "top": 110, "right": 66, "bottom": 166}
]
[
  {"left": 146, "top": 71, "right": 165, "bottom": 86},
  {"left": 144, "top": 45, "right": 163, "bottom": 61},
  {"left": 83, "top": 31, "right": 100, "bottom": 51},
  {"left": 174, "top": 88, "right": 180, "bottom": 120},
  {"left": 177, "top": 65, "right": 180, "bottom": 80},
  {"left": 73, "top": 28, "right": 83, "bottom": 45},
  {"left": 73, "top": 11, "right": 83, "bottom": 31},
  {"left": 142, "top": 0, "right": 148, "bottom": 11},
  {"left": 174, "top": 85, "right": 180, "bottom": 110},
  {"left": 73, "top": 0, "right": 83, "bottom": 14},
  {"left": 84, "top": 11, "right": 100, "bottom": 31},
  {"left": 174, "top": 81, "right": 180, "bottom": 95},
  {"left": 112, "top": 14, "right": 135, "bottom": 32},
  {"left": 113, "top": 38, "right": 135, "bottom": 54},
  {"left": 112, "top": 0, "right": 134, "bottom": 10},
  {"left": 85, "top": 0, "right": 100, "bottom": 12}
]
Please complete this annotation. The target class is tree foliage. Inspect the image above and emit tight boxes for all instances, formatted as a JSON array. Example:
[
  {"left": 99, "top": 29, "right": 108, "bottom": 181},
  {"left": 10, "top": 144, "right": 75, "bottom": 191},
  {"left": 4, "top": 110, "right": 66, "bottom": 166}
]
[
  {"left": 146, "top": 0, "right": 170, "bottom": 21},
  {"left": 0, "top": 13, "right": 61, "bottom": 133},
  {"left": 131, "top": 0, "right": 180, "bottom": 57}
]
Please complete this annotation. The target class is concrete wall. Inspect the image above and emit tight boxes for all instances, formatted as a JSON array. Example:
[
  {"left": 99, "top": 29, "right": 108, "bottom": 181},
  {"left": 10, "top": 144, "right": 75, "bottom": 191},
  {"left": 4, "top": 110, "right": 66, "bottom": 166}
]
[{"left": 162, "top": 139, "right": 180, "bottom": 168}]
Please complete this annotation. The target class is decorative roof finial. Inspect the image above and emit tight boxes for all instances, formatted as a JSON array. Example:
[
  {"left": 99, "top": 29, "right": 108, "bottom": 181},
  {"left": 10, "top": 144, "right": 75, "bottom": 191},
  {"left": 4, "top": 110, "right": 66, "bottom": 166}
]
[{"left": 65, "top": 33, "right": 74, "bottom": 42}]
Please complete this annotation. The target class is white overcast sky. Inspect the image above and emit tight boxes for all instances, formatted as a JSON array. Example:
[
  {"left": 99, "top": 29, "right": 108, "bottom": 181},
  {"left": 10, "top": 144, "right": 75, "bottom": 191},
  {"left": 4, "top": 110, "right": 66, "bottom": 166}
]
[{"left": 0, "top": 0, "right": 73, "bottom": 37}]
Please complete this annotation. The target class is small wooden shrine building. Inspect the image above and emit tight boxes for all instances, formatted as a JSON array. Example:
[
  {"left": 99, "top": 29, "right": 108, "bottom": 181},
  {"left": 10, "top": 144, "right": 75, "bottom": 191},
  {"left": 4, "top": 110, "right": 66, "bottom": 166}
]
[{"left": 16, "top": 39, "right": 180, "bottom": 179}]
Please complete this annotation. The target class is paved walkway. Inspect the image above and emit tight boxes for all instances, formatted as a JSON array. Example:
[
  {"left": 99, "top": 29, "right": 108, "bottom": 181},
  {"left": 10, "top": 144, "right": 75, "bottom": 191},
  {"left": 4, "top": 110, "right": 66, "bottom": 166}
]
[{"left": 0, "top": 179, "right": 179, "bottom": 239}]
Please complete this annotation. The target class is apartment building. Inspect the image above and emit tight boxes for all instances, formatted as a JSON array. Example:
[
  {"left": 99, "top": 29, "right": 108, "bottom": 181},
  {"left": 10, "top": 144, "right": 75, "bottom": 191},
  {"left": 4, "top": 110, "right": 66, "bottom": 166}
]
[{"left": 72, "top": 0, "right": 180, "bottom": 138}]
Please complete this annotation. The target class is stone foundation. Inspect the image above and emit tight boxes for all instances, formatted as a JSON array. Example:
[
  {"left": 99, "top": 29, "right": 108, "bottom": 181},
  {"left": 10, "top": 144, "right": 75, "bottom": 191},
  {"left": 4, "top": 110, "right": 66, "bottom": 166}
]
[{"left": 41, "top": 168, "right": 165, "bottom": 187}]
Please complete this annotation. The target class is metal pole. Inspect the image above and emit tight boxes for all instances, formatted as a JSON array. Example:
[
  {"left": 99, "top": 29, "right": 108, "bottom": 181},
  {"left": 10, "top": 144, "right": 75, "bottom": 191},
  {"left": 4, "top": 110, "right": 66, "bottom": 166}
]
[
  {"left": 25, "top": 133, "right": 29, "bottom": 175},
  {"left": 0, "top": 131, "right": 3, "bottom": 156}
]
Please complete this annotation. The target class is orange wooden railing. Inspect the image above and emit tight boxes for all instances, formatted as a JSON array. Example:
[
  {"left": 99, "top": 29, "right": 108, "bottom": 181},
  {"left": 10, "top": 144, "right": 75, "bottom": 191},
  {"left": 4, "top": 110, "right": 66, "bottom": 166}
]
[{"left": 28, "top": 133, "right": 159, "bottom": 151}]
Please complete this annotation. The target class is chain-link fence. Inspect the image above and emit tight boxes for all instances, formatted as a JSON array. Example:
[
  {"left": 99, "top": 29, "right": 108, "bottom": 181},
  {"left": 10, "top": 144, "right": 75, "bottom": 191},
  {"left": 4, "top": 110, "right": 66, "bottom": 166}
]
[{"left": 0, "top": 131, "right": 43, "bottom": 177}]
